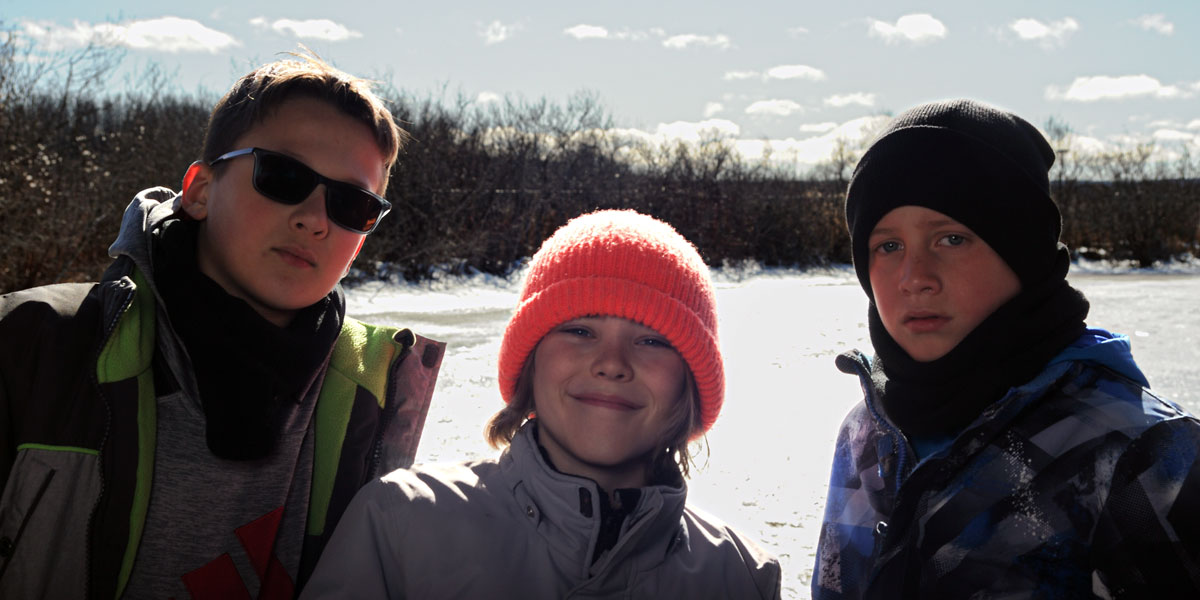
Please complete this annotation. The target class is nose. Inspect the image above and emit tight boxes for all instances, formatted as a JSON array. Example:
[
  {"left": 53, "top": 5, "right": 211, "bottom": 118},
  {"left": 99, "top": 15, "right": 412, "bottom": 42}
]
[
  {"left": 899, "top": 249, "right": 941, "bottom": 295},
  {"left": 290, "top": 184, "right": 330, "bottom": 238},
  {"left": 591, "top": 339, "right": 632, "bottom": 381}
]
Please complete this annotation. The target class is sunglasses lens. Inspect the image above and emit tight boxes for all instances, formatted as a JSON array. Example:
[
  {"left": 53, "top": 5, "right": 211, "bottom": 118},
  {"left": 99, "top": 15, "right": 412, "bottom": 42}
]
[
  {"left": 327, "top": 185, "right": 387, "bottom": 233},
  {"left": 254, "top": 152, "right": 316, "bottom": 205},
  {"left": 247, "top": 149, "right": 387, "bottom": 233}
]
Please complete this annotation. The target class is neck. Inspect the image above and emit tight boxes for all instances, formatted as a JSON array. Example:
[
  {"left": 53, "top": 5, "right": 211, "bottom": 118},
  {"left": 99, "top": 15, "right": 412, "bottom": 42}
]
[{"left": 533, "top": 427, "right": 651, "bottom": 494}]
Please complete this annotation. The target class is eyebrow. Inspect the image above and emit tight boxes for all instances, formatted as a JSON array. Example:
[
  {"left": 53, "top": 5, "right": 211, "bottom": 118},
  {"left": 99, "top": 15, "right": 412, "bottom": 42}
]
[{"left": 870, "top": 218, "right": 963, "bottom": 237}]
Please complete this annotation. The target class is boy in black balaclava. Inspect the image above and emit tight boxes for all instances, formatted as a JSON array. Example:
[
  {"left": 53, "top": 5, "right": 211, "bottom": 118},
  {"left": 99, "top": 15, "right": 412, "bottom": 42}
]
[{"left": 812, "top": 98, "right": 1200, "bottom": 599}]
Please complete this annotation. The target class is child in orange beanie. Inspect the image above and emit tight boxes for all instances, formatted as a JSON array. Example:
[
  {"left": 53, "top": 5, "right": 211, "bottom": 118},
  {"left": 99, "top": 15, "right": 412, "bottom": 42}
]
[{"left": 302, "top": 209, "right": 781, "bottom": 599}]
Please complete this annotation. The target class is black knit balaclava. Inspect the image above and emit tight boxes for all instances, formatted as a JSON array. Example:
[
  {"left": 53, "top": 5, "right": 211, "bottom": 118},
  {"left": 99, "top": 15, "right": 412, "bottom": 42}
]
[{"left": 844, "top": 99, "right": 1090, "bottom": 438}]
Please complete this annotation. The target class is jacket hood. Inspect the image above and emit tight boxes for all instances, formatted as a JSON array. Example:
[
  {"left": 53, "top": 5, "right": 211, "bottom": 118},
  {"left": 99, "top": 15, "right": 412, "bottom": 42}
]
[
  {"left": 108, "top": 186, "right": 184, "bottom": 284},
  {"left": 1048, "top": 327, "right": 1150, "bottom": 388}
]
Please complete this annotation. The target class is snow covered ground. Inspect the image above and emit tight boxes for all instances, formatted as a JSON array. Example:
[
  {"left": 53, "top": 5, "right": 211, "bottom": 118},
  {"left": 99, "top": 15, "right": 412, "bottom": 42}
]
[{"left": 346, "top": 266, "right": 1200, "bottom": 600}]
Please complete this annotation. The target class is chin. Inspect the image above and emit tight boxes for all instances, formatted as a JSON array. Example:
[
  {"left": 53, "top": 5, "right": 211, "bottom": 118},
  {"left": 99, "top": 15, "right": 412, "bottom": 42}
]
[{"left": 898, "top": 341, "right": 950, "bottom": 362}]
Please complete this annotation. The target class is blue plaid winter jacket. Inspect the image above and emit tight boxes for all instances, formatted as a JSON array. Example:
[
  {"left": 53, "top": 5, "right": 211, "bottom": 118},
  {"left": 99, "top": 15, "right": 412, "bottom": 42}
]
[{"left": 813, "top": 330, "right": 1200, "bottom": 599}]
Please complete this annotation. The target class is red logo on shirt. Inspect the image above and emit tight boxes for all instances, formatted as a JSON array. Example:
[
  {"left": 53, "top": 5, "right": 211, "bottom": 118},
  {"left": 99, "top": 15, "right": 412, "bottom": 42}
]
[{"left": 180, "top": 507, "right": 294, "bottom": 600}]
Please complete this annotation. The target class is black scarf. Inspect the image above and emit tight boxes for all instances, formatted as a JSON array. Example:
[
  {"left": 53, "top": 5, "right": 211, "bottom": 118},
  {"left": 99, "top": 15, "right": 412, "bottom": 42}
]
[
  {"left": 153, "top": 219, "right": 344, "bottom": 460},
  {"left": 869, "top": 258, "right": 1090, "bottom": 438}
]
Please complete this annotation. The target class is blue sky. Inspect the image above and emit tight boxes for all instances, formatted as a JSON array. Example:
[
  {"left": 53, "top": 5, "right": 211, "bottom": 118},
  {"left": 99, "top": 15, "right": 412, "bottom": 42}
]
[{"left": 5, "top": 0, "right": 1198, "bottom": 170}]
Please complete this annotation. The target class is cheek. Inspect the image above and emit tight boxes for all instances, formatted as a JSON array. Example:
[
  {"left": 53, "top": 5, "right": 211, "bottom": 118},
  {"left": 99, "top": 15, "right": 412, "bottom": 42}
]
[
  {"left": 868, "top": 268, "right": 902, "bottom": 322},
  {"left": 647, "top": 357, "right": 688, "bottom": 410},
  {"left": 530, "top": 342, "right": 565, "bottom": 402},
  {"left": 963, "top": 281, "right": 1019, "bottom": 325},
  {"left": 328, "top": 230, "right": 366, "bottom": 266},
  {"left": 962, "top": 262, "right": 1021, "bottom": 317}
]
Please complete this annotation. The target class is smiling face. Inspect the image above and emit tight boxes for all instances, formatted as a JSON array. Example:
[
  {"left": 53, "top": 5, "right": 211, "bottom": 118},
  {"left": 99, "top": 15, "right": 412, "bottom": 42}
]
[
  {"left": 868, "top": 205, "right": 1022, "bottom": 362},
  {"left": 181, "top": 96, "right": 386, "bottom": 327},
  {"left": 531, "top": 316, "right": 689, "bottom": 491}
]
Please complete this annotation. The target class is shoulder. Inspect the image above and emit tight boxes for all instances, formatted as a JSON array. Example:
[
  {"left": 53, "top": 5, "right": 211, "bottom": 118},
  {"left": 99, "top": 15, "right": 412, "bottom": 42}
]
[
  {"left": 1086, "top": 393, "right": 1200, "bottom": 593},
  {"left": 681, "top": 505, "right": 781, "bottom": 575},
  {"left": 345, "top": 459, "right": 514, "bottom": 555},
  {"left": 680, "top": 504, "right": 781, "bottom": 598},
  {"left": 1034, "top": 362, "right": 1192, "bottom": 439},
  {"left": 0, "top": 282, "right": 100, "bottom": 323},
  {"left": 372, "top": 459, "right": 503, "bottom": 508},
  {"left": 0, "top": 282, "right": 109, "bottom": 366}
]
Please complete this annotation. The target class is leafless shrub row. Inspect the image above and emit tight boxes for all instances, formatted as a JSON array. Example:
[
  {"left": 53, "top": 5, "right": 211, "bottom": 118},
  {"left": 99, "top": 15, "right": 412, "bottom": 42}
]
[{"left": 2, "top": 32, "right": 1196, "bottom": 293}]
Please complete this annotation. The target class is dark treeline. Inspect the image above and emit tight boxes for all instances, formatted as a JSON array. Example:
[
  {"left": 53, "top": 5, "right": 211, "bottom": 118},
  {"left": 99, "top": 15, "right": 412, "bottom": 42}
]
[{"left": 2, "top": 36, "right": 1198, "bottom": 293}]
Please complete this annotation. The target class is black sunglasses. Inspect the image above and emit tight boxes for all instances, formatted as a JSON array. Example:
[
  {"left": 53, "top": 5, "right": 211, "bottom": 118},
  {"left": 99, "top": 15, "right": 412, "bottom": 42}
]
[{"left": 209, "top": 147, "right": 391, "bottom": 234}]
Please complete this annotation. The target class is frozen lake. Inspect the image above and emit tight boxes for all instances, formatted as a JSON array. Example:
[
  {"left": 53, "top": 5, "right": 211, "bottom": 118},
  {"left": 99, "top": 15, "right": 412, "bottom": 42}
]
[{"left": 346, "top": 267, "right": 1200, "bottom": 600}]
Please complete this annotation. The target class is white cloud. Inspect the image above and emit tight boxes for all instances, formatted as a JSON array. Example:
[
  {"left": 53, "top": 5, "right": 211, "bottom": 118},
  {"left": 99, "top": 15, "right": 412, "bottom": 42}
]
[
  {"left": 562, "top": 24, "right": 658, "bottom": 41},
  {"left": 765, "top": 64, "right": 826, "bottom": 81},
  {"left": 662, "top": 33, "right": 731, "bottom": 50},
  {"left": 606, "top": 119, "right": 742, "bottom": 148},
  {"left": 723, "top": 70, "right": 760, "bottom": 81},
  {"left": 824, "top": 93, "right": 876, "bottom": 108},
  {"left": 725, "top": 65, "right": 825, "bottom": 83},
  {"left": 703, "top": 102, "right": 724, "bottom": 118},
  {"left": 1073, "top": 136, "right": 1108, "bottom": 154},
  {"left": 655, "top": 119, "right": 741, "bottom": 142},
  {"left": 1009, "top": 17, "right": 1079, "bottom": 48},
  {"left": 19, "top": 20, "right": 102, "bottom": 51},
  {"left": 1187, "top": 119, "right": 1200, "bottom": 130},
  {"left": 1152, "top": 129, "right": 1196, "bottom": 143},
  {"left": 22, "top": 17, "right": 238, "bottom": 53},
  {"left": 787, "top": 26, "right": 810, "bottom": 36},
  {"left": 475, "top": 91, "right": 502, "bottom": 104},
  {"left": 250, "top": 17, "right": 362, "bottom": 41},
  {"left": 1046, "top": 75, "right": 1190, "bottom": 102},
  {"left": 868, "top": 14, "right": 947, "bottom": 45},
  {"left": 609, "top": 115, "right": 891, "bottom": 172},
  {"left": 799, "top": 122, "right": 838, "bottom": 134},
  {"left": 481, "top": 20, "right": 519, "bottom": 45},
  {"left": 734, "top": 115, "right": 890, "bottom": 169},
  {"left": 564, "top": 24, "right": 609, "bottom": 39},
  {"left": 1132, "top": 14, "right": 1174, "bottom": 35},
  {"left": 745, "top": 99, "right": 805, "bottom": 117}
]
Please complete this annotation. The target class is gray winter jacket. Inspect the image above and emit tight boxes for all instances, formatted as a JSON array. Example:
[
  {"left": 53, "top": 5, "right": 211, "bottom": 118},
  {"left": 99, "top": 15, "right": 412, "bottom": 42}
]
[{"left": 302, "top": 422, "right": 782, "bottom": 599}]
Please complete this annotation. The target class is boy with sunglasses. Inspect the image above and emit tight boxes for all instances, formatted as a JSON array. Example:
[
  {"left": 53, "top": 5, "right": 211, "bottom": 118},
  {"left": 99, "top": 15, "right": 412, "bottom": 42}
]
[{"left": 0, "top": 55, "right": 444, "bottom": 598}]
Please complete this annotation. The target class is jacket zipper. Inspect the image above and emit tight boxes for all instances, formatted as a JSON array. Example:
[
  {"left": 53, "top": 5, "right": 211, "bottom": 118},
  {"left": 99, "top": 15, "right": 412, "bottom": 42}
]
[
  {"left": 84, "top": 278, "right": 137, "bottom": 600},
  {"left": 367, "top": 348, "right": 408, "bottom": 477},
  {"left": 853, "top": 351, "right": 912, "bottom": 482}
]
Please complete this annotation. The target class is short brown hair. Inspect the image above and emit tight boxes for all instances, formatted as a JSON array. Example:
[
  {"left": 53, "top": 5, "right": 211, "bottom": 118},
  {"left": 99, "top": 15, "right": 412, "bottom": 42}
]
[
  {"left": 201, "top": 51, "right": 408, "bottom": 192},
  {"left": 485, "top": 346, "right": 703, "bottom": 479}
]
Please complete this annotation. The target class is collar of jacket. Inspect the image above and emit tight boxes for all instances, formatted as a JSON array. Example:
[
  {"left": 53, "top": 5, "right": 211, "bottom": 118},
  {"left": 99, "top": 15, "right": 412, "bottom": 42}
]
[
  {"left": 496, "top": 423, "right": 689, "bottom": 584},
  {"left": 835, "top": 349, "right": 1080, "bottom": 481}
]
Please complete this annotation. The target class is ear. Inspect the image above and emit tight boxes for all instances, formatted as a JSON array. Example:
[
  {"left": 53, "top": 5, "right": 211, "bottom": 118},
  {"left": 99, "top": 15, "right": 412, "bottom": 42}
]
[{"left": 180, "top": 161, "right": 212, "bottom": 221}]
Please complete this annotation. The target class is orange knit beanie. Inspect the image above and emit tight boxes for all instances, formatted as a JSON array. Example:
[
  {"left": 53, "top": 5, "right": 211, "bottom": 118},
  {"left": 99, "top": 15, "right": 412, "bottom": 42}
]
[{"left": 497, "top": 209, "right": 724, "bottom": 436}]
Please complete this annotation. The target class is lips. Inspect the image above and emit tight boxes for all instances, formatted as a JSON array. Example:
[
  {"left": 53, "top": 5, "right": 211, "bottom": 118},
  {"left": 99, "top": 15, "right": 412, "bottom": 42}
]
[
  {"left": 275, "top": 245, "right": 317, "bottom": 268},
  {"left": 573, "top": 393, "right": 641, "bottom": 411},
  {"left": 903, "top": 311, "right": 950, "bottom": 333}
]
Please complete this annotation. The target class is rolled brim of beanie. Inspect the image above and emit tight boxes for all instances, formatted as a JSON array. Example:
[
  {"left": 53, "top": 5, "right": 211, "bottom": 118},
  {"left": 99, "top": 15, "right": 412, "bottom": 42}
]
[
  {"left": 846, "top": 127, "right": 1062, "bottom": 296},
  {"left": 497, "top": 276, "right": 724, "bottom": 438}
]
